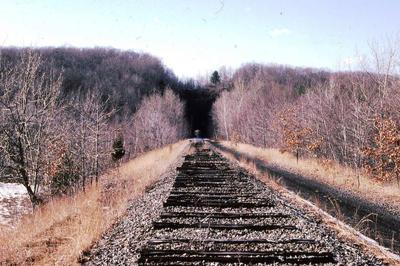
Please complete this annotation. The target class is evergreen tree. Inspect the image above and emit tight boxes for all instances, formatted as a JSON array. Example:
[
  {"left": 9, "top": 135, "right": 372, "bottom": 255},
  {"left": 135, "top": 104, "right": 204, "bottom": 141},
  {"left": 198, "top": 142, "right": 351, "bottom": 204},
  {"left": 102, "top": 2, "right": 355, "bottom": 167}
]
[
  {"left": 111, "top": 133, "right": 125, "bottom": 162},
  {"left": 210, "top": 70, "right": 221, "bottom": 84}
]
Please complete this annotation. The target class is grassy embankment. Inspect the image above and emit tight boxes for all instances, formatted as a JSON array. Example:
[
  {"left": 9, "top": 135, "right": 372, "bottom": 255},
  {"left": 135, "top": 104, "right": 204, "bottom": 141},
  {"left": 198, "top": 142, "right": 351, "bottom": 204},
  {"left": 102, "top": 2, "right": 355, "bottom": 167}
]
[
  {"left": 216, "top": 141, "right": 400, "bottom": 264},
  {"left": 219, "top": 141, "right": 400, "bottom": 212},
  {"left": 0, "top": 140, "right": 188, "bottom": 265}
]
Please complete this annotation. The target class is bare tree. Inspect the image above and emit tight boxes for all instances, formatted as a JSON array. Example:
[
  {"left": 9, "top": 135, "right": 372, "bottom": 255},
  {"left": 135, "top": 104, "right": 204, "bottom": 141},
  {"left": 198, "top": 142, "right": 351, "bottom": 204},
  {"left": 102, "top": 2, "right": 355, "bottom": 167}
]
[
  {"left": 130, "top": 88, "right": 187, "bottom": 153},
  {"left": 68, "top": 90, "right": 114, "bottom": 188},
  {"left": 0, "top": 51, "right": 62, "bottom": 205},
  {"left": 212, "top": 37, "right": 400, "bottom": 187}
]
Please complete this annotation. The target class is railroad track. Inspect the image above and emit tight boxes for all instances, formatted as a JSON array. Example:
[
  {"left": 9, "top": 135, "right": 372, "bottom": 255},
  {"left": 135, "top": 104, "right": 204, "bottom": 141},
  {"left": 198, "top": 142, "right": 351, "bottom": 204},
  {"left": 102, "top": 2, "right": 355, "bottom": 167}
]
[{"left": 137, "top": 147, "right": 381, "bottom": 265}]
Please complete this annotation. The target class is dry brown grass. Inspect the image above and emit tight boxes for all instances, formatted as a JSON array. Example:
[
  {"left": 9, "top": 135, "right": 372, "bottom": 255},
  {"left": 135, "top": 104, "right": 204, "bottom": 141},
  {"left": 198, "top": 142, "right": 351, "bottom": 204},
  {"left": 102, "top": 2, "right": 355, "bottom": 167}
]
[
  {"left": 217, "top": 146, "right": 400, "bottom": 265},
  {"left": 220, "top": 141, "right": 400, "bottom": 212},
  {"left": 0, "top": 140, "right": 189, "bottom": 265}
]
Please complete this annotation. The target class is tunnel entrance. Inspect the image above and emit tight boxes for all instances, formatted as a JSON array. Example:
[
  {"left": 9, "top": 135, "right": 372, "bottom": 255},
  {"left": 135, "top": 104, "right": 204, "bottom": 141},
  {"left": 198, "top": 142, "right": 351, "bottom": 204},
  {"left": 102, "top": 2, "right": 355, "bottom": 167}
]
[{"left": 178, "top": 88, "right": 218, "bottom": 138}]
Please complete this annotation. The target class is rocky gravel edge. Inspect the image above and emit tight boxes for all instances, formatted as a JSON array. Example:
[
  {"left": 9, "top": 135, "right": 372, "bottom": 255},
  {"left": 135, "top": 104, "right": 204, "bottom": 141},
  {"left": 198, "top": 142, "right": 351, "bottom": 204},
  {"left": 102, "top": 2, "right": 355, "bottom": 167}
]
[{"left": 83, "top": 153, "right": 187, "bottom": 265}]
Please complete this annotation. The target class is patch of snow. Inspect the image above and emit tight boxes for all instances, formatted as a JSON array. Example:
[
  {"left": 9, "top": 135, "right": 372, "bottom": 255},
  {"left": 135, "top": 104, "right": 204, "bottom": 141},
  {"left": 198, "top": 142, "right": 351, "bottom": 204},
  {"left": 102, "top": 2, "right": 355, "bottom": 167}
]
[
  {"left": 0, "top": 182, "right": 27, "bottom": 198},
  {"left": 0, "top": 182, "right": 31, "bottom": 226}
]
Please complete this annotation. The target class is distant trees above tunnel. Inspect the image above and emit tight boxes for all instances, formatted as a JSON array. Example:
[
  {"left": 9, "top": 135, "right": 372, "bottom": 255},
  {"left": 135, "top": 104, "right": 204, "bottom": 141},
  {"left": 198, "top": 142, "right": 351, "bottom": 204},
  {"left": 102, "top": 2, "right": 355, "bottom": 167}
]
[
  {"left": 0, "top": 47, "right": 181, "bottom": 116},
  {"left": 0, "top": 47, "right": 222, "bottom": 138}
]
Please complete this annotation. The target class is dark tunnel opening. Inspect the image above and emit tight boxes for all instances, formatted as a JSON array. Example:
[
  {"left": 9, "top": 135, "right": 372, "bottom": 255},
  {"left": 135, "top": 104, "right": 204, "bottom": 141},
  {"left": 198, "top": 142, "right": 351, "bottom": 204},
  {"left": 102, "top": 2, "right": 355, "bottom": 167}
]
[{"left": 178, "top": 88, "right": 218, "bottom": 138}]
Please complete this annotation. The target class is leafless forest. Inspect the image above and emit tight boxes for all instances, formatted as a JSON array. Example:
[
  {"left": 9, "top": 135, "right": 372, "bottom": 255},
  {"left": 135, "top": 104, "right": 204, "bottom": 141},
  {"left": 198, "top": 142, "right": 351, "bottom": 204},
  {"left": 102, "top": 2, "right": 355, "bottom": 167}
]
[
  {"left": 213, "top": 41, "right": 400, "bottom": 186},
  {"left": 1, "top": 41, "right": 399, "bottom": 207},
  {"left": 0, "top": 48, "right": 188, "bottom": 205}
]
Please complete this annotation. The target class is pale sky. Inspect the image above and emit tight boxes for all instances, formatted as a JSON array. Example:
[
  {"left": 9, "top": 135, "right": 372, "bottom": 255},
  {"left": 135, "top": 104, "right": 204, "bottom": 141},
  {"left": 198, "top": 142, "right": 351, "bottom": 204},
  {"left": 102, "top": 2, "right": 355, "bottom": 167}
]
[{"left": 0, "top": 0, "right": 399, "bottom": 78}]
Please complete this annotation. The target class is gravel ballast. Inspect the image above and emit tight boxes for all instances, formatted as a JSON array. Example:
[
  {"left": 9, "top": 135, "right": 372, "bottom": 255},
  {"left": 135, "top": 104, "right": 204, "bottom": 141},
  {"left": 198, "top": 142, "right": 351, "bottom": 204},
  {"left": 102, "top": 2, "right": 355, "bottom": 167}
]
[
  {"left": 85, "top": 146, "right": 393, "bottom": 265},
  {"left": 84, "top": 157, "right": 185, "bottom": 265}
]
